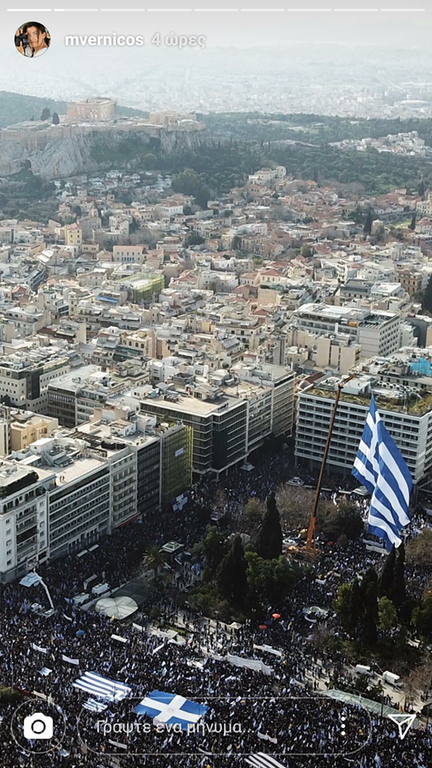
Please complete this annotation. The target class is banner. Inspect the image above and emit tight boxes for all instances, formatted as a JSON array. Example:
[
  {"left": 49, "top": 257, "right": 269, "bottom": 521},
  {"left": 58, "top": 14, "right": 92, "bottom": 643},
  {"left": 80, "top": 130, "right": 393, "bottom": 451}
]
[
  {"left": 152, "top": 642, "right": 166, "bottom": 655},
  {"left": 226, "top": 653, "right": 273, "bottom": 676},
  {"left": 31, "top": 643, "right": 49, "bottom": 654},
  {"left": 253, "top": 644, "right": 283, "bottom": 658},
  {"left": 62, "top": 654, "right": 80, "bottom": 665},
  {"left": 257, "top": 731, "right": 278, "bottom": 744}
]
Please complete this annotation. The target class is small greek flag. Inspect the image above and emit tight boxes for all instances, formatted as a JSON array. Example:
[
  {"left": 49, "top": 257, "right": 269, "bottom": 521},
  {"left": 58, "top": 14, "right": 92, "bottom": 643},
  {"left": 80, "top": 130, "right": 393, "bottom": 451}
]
[
  {"left": 352, "top": 395, "right": 412, "bottom": 551},
  {"left": 83, "top": 698, "right": 108, "bottom": 713}
]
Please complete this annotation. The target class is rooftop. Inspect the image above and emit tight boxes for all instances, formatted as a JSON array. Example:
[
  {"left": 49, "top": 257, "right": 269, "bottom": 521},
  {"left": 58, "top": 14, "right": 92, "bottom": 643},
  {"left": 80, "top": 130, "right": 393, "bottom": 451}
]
[
  {"left": 141, "top": 391, "right": 240, "bottom": 417},
  {"left": 303, "top": 376, "right": 432, "bottom": 416}
]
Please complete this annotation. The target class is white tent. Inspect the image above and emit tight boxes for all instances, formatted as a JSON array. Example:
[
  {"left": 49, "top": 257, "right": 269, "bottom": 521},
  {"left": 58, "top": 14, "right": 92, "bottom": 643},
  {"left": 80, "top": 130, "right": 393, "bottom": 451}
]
[{"left": 95, "top": 596, "right": 138, "bottom": 620}]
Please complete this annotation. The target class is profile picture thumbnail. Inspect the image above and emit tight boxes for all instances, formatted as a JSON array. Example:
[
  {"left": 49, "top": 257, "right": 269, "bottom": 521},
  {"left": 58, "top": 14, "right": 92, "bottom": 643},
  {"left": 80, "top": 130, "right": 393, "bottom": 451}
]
[{"left": 15, "top": 21, "right": 51, "bottom": 58}]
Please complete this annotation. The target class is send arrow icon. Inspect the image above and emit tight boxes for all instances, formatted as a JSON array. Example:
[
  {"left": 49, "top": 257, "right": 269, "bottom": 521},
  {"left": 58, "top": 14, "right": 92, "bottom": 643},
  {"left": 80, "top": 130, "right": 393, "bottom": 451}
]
[{"left": 388, "top": 713, "right": 416, "bottom": 740}]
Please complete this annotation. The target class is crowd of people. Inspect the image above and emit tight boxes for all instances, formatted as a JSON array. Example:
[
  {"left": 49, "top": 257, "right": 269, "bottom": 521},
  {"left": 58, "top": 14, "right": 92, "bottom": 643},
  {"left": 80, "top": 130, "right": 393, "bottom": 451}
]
[{"left": 1, "top": 449, "right": 432, "bottom": 768}]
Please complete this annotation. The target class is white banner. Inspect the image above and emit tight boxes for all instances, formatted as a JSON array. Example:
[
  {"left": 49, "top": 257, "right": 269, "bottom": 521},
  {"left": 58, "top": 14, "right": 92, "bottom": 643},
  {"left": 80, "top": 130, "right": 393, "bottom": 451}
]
[
  {"left": 108, "top": 740, "right": 128, "bottom": 750},
  {"left": 31, "top": 643, "right": 49, "bottom": 654},
  {"left": 258, "top": 731, "right": 278, "bottom": 744},
  {"left": 62, "top": 654, "right": 80, "bottom": 665},
  {"left": 226, "top": 653, "right": 273, "bottom": 676},
  {"left": 253, "top": 644, "right": 283, "bottom": 658},
  {"left": 152, "top": 642, "right": 166, "bottom": 655}
]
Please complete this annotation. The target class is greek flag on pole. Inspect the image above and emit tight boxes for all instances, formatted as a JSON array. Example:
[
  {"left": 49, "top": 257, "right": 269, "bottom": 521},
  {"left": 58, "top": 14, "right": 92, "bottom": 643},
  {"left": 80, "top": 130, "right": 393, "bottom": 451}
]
[{"left": 352, "top": 395, "right": 412, "bottom": 552}]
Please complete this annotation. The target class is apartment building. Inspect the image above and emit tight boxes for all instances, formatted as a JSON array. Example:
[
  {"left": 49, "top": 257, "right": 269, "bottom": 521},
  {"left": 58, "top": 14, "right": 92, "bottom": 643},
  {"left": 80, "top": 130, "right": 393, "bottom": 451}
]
[
  {"left": 291, "top": 303, "right": 401, "bottom": 359},
  {"left": 0, "top": 353, "right": 71, "bottom": 413},
  {"left": 141, "top": 363, "right": 294, "bottom": 475},
  {"left": 0, "top": 462, "right": 54, "bottom": 582},
  {"left": 233, "top": 363, "right": 295, "bottom": 441},
  {"left": 47, "top": 367, "right": 131, "bottom": 427},
  {"left": 10, "top": 412, "right": 59, "bottom": 452},
  {"left": 295, "top": 375, "right": 432, "bottom": 483},
  {"left": 141, "top": 390, "right": 247, "bottom": 476}
]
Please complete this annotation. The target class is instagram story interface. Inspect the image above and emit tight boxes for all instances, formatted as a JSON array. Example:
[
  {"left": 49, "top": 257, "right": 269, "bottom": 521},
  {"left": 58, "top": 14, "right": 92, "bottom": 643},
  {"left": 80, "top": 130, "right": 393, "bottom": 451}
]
[{"left": 1, "top": 2, "right": 432, "bottom": 767}]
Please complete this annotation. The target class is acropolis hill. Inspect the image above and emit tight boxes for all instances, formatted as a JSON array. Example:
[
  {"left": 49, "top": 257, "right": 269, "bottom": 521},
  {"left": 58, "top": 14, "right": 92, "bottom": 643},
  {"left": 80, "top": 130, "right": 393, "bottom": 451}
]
[{"left": 0, "top": 98, "right": 206, "bottom": 179}]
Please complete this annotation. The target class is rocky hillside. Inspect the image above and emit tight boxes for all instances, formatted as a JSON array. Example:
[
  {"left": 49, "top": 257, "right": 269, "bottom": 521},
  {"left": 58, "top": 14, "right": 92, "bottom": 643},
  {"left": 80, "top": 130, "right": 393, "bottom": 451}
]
[{"left": 0, "top": 124, "right": 207, "bottom": 179}]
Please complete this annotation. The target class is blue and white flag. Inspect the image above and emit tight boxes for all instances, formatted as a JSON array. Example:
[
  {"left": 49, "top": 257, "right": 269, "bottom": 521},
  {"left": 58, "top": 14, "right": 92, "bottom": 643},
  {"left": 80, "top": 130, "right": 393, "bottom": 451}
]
[
  {"left": 73, "top": 671, "right": 132, "bottom": 701},
  {"left": 83, "top": 698, "right": 108, "bottom": 713},
  {"left": 173, "top": 492, "right": 188, "bottom": 512},
  {"left": 135, "top": 690, "right": 208, "bottom": 730},
  {"left": 352, "top": 395, "right": 412, "bottom": 551},
  {"left": 39, "top": 667, "right": 52, "bottom": 677},
  {"left": 245, "top": 754, "right": 287, "bottom": 768}
]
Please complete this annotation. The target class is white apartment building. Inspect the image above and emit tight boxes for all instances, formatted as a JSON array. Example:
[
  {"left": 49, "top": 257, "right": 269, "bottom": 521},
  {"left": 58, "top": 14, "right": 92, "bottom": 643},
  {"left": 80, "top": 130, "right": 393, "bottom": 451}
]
[
  {"left": 295, "top": 375, "right": 432, "bottom": 483},
  {"left": 291, "top": 304, "right": 401, "bottom": 360},
  {"left": 416, "top": 195, "right": 432, "bottom": 217},
  {"left": 0, "top": 462, "right": 54, "bottom": 582},
  {"left": 113, "top": 245, "right": 145, "bottom": 264},
  {"left": 0, "top": 353, "right": 71, "bottom": 413}
]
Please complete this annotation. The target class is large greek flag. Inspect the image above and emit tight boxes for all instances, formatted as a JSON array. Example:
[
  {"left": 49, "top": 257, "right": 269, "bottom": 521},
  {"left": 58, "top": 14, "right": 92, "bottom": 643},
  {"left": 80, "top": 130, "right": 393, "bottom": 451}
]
[
  {"left": 245, "top": 755, "right": 287, "bottom": 768},
  {"left": 135, "top": 690, "right": 208, "bottom": 730},
  {"left": 352, "top": 395, "right": 412, "bottom": 551},
  {"left": 73, "top": 671, "right": 132, "bottom": 701}
]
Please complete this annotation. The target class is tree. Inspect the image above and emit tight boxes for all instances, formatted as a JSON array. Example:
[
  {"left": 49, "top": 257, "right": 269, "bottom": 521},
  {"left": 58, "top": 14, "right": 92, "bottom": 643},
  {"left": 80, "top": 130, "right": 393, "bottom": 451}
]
[
  {"left": 217, "top": 535, "right": 248, "bottom": 606},
  {"left": 203, "top": 526, "right": 227, "bottom": 572},
  {"left": 393, "top": 543, "right": 406, "bottom": 607},
  {"left": 412, "top": 590, "right": 432, "bottom": 639},
  {"left": 52, "top": 112, "right": 60, "bottom": 125},
  {"left": 405, "top": 659, "right": 432, "bottom": 701},
  {"left": 232, "top": 235, "right": 242, "bottom": 250},
  {"left": 40, "top": 107, "right": 51, "bottom": 121},
  {"left": 378, "top": 596, "right": 398, "bottom": 632},
  {"left": 421, "top": 275, "right": 432, "bottom": 314},
  {"left": 276, "top": 485, "right": 314, "bottom": 530},
  {"left": 243, "top": 497, "right": 265, "bottom": 529},
  {"left": 378, "top": 545, "right": 396, "bottom": 599},
  {"left": 172, "top": 169, "right": 210, "bottom": 209},
  {"left": 335, "top": 583, "right": 355, "bottom": 633},
  {"left": 363, "top": 209, "right": 374, "bottom": 236},
  {"left": 407, "top": 529, "right": 432, "bottom": 567},
  {"left": 360, "top": 569, "right": 379, "bottom": 646},
  {"left": 143, "top": 546, "right": 166, "bottom": 580},
  {"left": 409, "top": 212, "right": 416, "bottom": 231},
  {"left": 349, "top": 578, "right": 363, "bottom": 635},
  {"left": 419, "top": 179, "right": 426, "bottom": 198},
  {"left": 245, "top": 551, "right": 294, "bottom": 607},
  {"left": 318, "top": 501, "right": 364, "bottom": 543},
  {"left": 142, "top": 152, "right": 157, "bottom": 170},
  {"left": 300, "top": 244, "right": 315, "bottom": 259},
  {"left": 185, "top": 232, "right": 205, "bottom": 247},
  {"left": 255, "top": 491, "right": 282, "bottom": 560},
  {"left": 334, "top": 577, "right": 363, "bottom": 637}
]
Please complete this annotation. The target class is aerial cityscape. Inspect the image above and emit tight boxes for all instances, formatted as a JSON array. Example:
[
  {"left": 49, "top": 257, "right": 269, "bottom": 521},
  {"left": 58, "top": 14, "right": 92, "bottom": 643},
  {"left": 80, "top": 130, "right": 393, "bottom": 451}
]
[{"left": 2, "top": 4, "right": 432, "bottom": 768}]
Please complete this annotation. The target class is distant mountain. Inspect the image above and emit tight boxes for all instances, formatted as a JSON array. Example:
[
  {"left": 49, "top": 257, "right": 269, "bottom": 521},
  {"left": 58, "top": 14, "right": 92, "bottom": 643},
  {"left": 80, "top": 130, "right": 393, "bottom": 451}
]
[{"left": 0, "top": 91, "right": 147, "bottom": 129}]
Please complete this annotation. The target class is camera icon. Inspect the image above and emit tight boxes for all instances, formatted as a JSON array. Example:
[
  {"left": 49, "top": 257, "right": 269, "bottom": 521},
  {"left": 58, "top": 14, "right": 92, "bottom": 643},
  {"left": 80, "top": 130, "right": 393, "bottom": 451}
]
[{"left": 23, "top": 712, "right": 53, "bottom": 740}]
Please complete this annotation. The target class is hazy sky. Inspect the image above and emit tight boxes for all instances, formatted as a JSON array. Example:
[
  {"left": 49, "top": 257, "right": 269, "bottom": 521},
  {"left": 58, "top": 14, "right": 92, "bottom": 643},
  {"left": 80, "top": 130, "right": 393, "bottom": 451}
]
[
  {"left": 2, "top": 1, "right": 432, "bottom": 107},
  {"left": 2, "top": 1, "right": 432, "bottom": 48}
]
